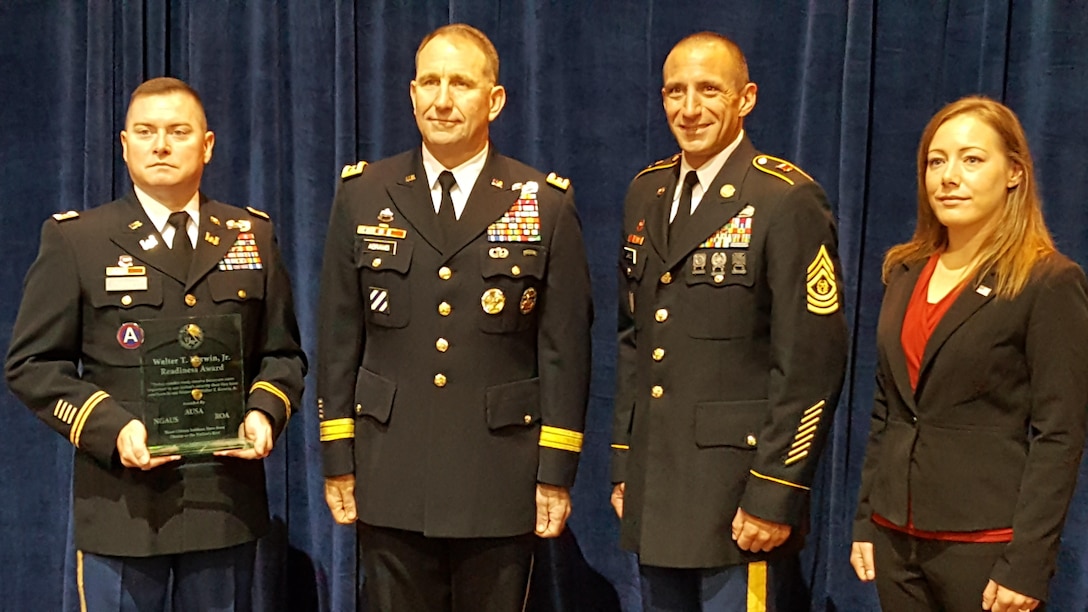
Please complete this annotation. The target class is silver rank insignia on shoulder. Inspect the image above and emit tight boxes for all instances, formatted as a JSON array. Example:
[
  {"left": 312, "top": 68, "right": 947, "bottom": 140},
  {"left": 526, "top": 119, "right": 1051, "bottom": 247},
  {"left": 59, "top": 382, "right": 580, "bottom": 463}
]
[
  {"left": 140, "top": 234, "right": 159, "bottom": 250},
  {"left": 378, "top": 208, "right": 395, "bottom": 222}
]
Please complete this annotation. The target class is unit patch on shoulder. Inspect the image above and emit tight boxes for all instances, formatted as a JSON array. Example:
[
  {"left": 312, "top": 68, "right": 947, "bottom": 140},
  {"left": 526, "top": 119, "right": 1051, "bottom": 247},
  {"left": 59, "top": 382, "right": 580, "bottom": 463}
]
[
  {"left": 546, "top": 172, "right": 570, "bottom": 191},
  {"left": 341, "top": 161, "right": 368, "bottom": 180},
  {"left": 634, "top": 153, "right": 680, "bottom": 179},
  {"left": 52, "top": 210, "right": 80, "bottom": 222},
  {"left": 753, "top": 155, "right": 813, "bottom": 186},
  {"left": 806, "top": 245, "right": 839, "bottom": 314},
  {"left": 245, "top": 206, "right": 270, "bottom": 220}
]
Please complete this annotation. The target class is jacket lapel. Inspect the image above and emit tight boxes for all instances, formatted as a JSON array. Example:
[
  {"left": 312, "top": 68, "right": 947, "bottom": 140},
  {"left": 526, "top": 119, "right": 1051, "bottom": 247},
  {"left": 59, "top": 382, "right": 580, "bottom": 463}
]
[
  {"left": 387, "top": 151, "right": 444, "bottom": 253},
  {"left": 645, "top": 168, "right": 677, "bottom": 264},
  {"left": 108, "top": 193, "right": 188, "bottom": 284},
  {"left": 185, "top": 198, "right": 240, "bottom": 291},
  {"left": 916, "top": 271, "right": 997, "bottom": 390},
  {"left": 444, "top": 152, "right": 519, "bottom": 258},
  {"left": 664, "top": 138, "right": 756, "bottom": 271},
  {"left": 881, "top": 262, "right": 924, "bottom": 413}
]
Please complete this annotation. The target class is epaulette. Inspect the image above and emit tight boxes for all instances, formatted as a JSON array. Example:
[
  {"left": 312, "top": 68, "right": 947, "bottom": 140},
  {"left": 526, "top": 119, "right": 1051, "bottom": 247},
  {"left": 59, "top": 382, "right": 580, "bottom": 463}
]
[
  {"left": 634, "top": 153, "right": 680, "bottom": 180},
  {"left": 52, "top": 210, "right": 80, "bottom": 222},
  {"left": 246, "top": 206, "right": 271, "bottom": 220},
  {"left": 341, "top": 161, "right": 368, "bottom": 180},
  {"left": 752, "top": 155, "right": 813, "bottom": 186},
  {"left": 545, "top": 172, "right": 571, "bottom": 192}
]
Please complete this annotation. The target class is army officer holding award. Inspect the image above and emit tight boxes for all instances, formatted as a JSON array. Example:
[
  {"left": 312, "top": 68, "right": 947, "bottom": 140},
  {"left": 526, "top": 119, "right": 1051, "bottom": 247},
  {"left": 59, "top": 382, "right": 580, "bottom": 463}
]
[{"left": 5, "top": 77, "right": 306, "bottom": 611}]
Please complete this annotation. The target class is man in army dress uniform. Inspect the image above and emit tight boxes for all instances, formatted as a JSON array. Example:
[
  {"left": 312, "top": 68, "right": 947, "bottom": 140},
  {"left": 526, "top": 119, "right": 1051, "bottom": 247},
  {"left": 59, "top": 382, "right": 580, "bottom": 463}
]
[
  {"left": 318, "top": 24, "right": 592, "bottom": 611},
  {"left": 5, "top": 77, "right": 306, "bottom": 610},
  {"left": 610, "top": 33, "right": 848, "bottom": 610}
]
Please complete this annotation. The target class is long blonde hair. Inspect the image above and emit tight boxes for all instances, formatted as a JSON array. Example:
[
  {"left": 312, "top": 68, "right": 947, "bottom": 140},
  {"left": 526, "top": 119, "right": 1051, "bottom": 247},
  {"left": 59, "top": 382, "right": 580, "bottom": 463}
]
[{"left": 882, "top": 96, "right": 1054, "bottom": 297}]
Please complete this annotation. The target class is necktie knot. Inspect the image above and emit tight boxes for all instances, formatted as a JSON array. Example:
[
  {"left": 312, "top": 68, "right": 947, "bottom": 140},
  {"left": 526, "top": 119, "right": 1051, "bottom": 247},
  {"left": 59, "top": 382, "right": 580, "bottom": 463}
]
[{"left": 438, "top": 170, "right": 456, "bottom": 192}]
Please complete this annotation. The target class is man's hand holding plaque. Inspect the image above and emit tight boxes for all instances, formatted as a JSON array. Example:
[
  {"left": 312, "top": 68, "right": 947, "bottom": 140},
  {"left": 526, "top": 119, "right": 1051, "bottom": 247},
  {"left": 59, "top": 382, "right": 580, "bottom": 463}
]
[{"left": 214, "top": 410, "right": 274, "bottom": 459}]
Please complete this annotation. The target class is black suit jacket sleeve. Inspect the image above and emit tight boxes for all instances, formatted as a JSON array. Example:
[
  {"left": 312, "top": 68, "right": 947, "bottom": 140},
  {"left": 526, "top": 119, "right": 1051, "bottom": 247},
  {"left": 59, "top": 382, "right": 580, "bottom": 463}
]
[
  {"left": 990, "top": 262, "right": 1088, "bottom": 598},
  {"left": 739, "top": 181, "right": 849, "bottom": 525},
  {"left": 852, "top": 365, "right": 890, "bottom": 543},
  {"left": 535, "top": 186, "right": 593, "bottom": 486},
  {"left": 316, "top": 180, "right": 364, "bottom": 477},
  {"left": 243, "top": 216, "right": 308, "bottom": 438},
  {"left": 5, "top": 220, "right": 136, "bottom": 465}
]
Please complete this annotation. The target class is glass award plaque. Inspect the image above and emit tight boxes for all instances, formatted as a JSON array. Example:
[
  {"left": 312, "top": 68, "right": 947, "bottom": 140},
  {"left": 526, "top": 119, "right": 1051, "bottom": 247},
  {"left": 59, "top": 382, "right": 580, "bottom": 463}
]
[{"left": 139, "top": 314, "right": 251, "bottom": 456}]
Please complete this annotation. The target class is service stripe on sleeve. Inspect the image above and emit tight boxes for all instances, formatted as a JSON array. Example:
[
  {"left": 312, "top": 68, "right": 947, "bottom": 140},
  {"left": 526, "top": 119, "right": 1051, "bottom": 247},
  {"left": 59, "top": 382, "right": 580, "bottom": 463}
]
[
  {"left": 611, "top": 443, "right": 630, "bottom": 450},
  {"left": 70, "top": 391, "right": 109, "bottom": 447},
  {"left": 250, "top": 381, "right": 292, "bottom": 419},
  {"left": 750, "top": 469, "right": 810, "bottom": 491},
  {"left": 539, "top": 426, "right": 584, "bottom": 452},
  {"left": 319, "top": 418, "right": 355, "bottom": 441}
]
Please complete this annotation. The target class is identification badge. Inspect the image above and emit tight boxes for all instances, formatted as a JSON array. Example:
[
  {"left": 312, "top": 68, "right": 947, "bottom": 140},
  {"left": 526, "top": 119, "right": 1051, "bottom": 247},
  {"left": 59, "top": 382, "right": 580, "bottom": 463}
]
[{"left": 106, "top": 276, "right": 149, "bottom": 292}]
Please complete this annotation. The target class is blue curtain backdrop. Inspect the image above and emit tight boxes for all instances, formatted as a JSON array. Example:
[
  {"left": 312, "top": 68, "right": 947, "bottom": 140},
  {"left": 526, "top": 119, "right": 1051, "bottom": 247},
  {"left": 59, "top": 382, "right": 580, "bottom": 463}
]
[{"left": 3, "top": 1, "right": 1088, "bottom": 610}]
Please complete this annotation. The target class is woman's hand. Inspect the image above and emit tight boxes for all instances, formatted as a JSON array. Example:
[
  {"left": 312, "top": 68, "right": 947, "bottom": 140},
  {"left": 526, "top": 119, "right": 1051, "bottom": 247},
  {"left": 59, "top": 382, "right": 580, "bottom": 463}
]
[
  {"left": 982, "top": 580, "right": 1039, "bottom": 611},
  {"left": 850, "top": 541, "right": 876, "bottom": 581}
]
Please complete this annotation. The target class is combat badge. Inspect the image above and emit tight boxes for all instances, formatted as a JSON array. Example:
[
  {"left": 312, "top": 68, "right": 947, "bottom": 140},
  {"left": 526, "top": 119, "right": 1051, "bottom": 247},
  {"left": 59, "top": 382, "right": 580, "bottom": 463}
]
[
  {"left": 378, "top": 208, "right": 395, "bottom": 222},
  {"left": 481, "top": 288, "right": 506, "bottom": 314},
  {"left": 520, "top": 287, "right": 537, "bottom": 314},
  {"left": 806, "top": 245, "right": 839, "bottom": 314}
]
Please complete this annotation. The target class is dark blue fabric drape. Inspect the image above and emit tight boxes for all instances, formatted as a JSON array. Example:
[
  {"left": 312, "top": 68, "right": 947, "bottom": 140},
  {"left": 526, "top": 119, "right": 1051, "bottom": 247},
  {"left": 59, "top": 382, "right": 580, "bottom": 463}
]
[{"left": 3, "top": 1, "right": 1088, "bottom": 610}]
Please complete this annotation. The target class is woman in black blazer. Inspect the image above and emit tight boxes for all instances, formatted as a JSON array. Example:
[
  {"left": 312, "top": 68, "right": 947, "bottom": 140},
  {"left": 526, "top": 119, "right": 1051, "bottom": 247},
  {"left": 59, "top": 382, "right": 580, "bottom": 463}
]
[{"left": 851, "top": 97, "right": 1088, "bottom": 612}]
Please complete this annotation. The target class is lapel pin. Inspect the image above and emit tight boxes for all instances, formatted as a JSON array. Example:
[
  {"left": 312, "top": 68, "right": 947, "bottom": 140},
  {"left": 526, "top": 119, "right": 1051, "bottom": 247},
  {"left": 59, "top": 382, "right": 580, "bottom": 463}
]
[
  {"left": 976, "top": 285, "right": 992, "bottom": 296},
  {"left": 656, "top": 186, "right": 666, "bottom": 197},
  {"left": 491, "top": 178, "right": 504, "bottom": 189},
  {"left": 209, "top": 215, "right": 221, "bottom": 226},
  {"left": 405, "top": 174, "right": 416, "bottom": 183},
  {"left": 720, "top": 184, "right": 736, "bottom": 198},
  {"left": 204, "top": 232, "right": 220, "bottom": 246},
  {"left": 128, "top": 220, "right": 143, "bottom": 231}
]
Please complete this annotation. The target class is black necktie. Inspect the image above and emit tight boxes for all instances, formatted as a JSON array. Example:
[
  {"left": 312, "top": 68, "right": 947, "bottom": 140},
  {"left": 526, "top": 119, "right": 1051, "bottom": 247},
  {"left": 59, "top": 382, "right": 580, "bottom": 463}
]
[
  {"left": 168, "top": 211, "right": 193, "bottom": 272},
  {"left": 438, "top": 170, "right": 457, "bottom": 223},
  {"left": 669, "top": 170, "right": 699, "bottom": 245}
]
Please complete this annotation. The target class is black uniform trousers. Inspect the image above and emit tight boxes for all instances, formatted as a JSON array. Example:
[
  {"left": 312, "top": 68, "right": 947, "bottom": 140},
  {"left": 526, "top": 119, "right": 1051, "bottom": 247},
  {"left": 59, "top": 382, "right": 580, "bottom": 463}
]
[{"left": 358, "top": 524, "right": 534, "bottom": 612}]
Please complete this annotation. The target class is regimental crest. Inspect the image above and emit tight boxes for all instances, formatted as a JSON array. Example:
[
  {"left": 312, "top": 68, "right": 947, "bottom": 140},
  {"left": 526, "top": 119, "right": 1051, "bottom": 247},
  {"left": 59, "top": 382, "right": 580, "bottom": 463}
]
[
  {"left": 806, "top": 244, "right": 839, "bottom": 314},
  {"left": 218, "top": 232, "right": 264, "bottom": 270},
  {"left": 700, "top": 216, "right": 753, "bottom": 249}
]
